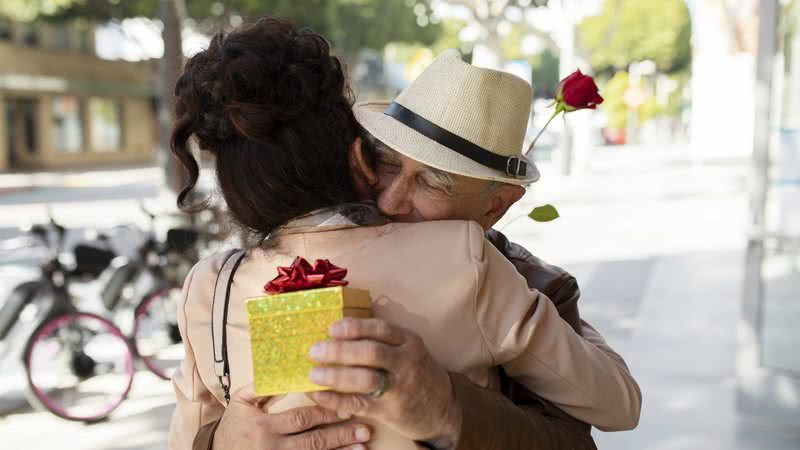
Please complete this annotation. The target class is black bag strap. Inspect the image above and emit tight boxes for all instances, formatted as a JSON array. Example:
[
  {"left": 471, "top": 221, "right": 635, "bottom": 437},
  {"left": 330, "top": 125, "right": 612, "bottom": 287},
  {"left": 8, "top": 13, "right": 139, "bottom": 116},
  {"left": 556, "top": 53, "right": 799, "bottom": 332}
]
[{"left": 211, "top": 249, "right": 246, "bottom": 404}]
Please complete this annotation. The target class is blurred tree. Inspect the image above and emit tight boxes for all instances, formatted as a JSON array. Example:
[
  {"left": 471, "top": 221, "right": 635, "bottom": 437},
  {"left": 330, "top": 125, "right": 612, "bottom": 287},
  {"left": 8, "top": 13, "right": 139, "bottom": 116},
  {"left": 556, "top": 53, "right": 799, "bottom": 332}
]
[
  {"left": 529, "top": 49, "right": 559, "bottom": 98},
  {"left": 1, "top": 0, "right": 188, "bottom": 193},
  {"left": 501, "top": 23, "right": 558, "bottom": 98},
  {"left": 430, "top": 17, "right": 469, "bottom": 55},
  {"left": 603, "top": 71, "right": 629, "bottom": 129},
  {"left": 14, "top": 0, "right": 438, "bottom": 59},
  {"left": 578, "top": 0, "right": 691, "bottom": 75},
  {"left": 3, "top": 0, "right": 437, "bottom": 193},
  {"left": 424, "top": 0, "right": 553, "bottom": 69},
  {"left": 160, "top": 0, "right": 187, "bottom": 195}
]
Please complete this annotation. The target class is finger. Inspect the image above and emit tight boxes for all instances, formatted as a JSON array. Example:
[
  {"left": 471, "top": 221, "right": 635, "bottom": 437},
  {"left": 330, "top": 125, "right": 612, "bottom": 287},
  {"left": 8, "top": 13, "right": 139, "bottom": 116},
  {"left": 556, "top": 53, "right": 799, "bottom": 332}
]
[
  {"left": 309, "top": 339, "right": 394, "bottom": 368},
  {"left": 329, "top": 318, "right": 406, "bottom": 345},
  {"left": 334, "top": 445, "right": 367, "bottom": 450},
  {"left": 310, "top": 367, "right": 383, "bottom": 394},
  {"left": 309, "top": 391, "right": 372, "bottom": 418},
  {"left": 280, "top": 423, "right": 372, "bottom": 450},
  {"left": 259, "top": 405, "right": 347, "bottom": 435}
]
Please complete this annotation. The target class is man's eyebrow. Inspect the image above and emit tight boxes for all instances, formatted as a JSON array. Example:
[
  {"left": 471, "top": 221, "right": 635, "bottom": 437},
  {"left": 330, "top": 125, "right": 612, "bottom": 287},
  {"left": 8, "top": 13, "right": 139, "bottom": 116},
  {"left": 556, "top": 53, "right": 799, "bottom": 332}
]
[{"left": 419, "top": 166, "right": 456, "bottom": 194}]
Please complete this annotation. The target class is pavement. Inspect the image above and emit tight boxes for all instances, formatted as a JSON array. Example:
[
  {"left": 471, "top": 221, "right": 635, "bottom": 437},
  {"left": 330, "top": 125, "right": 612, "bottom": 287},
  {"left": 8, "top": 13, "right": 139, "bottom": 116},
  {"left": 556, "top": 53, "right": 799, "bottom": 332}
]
[
  {"left": 499, "top": 145, "right": 800, "bottom": 449},
  {"left": 0, "top": 144, "right": 798, "bottom": 449}
]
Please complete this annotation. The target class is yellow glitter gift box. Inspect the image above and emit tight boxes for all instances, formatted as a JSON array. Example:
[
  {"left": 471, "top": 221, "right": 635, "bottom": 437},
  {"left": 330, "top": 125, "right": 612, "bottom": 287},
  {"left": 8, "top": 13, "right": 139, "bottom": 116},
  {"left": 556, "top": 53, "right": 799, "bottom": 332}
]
[{"left": 246, "top": 257, "right": 372, "bottom": 396}]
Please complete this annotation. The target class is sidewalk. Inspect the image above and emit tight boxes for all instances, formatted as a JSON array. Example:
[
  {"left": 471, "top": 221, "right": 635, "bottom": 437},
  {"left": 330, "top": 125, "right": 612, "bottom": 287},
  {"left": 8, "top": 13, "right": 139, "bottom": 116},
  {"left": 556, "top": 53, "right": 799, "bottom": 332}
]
[
  {"left": 0, "top": 165, "right": 160, "bottom": 192},
  {"left": 503, "top": 145, "right": 799, "bottom": 449}
]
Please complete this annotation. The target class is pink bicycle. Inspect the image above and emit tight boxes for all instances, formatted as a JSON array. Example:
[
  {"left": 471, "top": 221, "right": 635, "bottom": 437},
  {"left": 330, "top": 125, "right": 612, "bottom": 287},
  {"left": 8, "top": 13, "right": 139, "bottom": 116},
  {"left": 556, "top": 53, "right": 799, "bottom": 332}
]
[{"left": 0, "top": 221, "right": 135, "bottom": 422}]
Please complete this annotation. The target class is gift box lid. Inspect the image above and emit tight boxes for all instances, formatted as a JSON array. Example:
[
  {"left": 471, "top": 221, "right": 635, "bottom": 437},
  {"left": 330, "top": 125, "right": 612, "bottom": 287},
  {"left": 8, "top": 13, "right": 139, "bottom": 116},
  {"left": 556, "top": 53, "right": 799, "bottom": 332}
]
[
  {"left": 246, "top": 286, "right": 371, "bottom": 318},
  {"left": 245, "top": 286, "right": 373, "bottom": 343}
]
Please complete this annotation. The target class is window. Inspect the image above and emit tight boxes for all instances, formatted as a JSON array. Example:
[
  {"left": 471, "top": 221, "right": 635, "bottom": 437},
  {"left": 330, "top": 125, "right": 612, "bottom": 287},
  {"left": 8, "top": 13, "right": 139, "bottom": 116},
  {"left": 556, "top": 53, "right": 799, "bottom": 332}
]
[
  {"left": 21, "top": 24, "right": 39, "bottom": 47},
  {"left": 89, "top": 98, "right": 123, "bottom": 152},
  {"left": 0, "top": 19, "right": 12, "bottom": 41},
  {"left": 76, "top": 28, "right": 91, "bottom": 53},
  {"left": 53, "top": 24, "right": 70, "bottom": 50},
  {"left": 52, "top": 96, "right": 83, "bottom": 153},
  {"left": 21, "top": 99, "right": 37, "bottom": 153}
]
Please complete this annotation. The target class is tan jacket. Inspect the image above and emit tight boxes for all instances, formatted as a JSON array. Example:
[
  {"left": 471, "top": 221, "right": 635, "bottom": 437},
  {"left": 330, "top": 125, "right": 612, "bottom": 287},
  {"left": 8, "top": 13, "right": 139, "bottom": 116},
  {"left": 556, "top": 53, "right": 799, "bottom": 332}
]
[{"left": 169, "top": 221, "right": 641, "bottom": 449}]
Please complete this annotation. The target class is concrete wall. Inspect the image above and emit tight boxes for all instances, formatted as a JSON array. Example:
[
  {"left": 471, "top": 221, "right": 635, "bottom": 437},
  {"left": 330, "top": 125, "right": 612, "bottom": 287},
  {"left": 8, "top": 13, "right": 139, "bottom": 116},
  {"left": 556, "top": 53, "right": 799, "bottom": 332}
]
[{"left": 0, "top": 41, "right": 155, "bottom": 87}]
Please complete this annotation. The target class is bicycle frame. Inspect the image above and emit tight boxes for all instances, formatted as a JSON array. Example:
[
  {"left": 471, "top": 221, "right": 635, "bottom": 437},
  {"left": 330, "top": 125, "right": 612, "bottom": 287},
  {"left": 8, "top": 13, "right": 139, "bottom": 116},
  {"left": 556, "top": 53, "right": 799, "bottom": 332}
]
[{"left": 18, "top": 260, "right": 80, "bottom": 363}]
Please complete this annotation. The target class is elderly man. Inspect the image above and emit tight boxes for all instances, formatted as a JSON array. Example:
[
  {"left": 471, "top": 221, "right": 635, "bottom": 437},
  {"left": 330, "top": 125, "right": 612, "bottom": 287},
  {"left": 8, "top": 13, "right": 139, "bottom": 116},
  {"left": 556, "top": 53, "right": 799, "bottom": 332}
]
[{"left": 189, "top": 50, "right": 640, "bottom": 450}]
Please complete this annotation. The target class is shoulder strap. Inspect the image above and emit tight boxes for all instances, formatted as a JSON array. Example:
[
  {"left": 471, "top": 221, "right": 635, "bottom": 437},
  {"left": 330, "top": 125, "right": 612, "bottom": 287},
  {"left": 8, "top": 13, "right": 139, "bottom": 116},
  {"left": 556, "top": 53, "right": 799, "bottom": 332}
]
[{"left": 211, "top": 248, "right": 246, "bottom": 404}]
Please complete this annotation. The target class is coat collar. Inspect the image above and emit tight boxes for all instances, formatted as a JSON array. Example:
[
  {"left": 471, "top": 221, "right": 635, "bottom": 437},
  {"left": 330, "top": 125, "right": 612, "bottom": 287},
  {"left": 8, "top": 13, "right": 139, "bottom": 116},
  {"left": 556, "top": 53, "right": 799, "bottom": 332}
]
[{"left": 273, "top": 202, "right": 390, "bottom": 237}]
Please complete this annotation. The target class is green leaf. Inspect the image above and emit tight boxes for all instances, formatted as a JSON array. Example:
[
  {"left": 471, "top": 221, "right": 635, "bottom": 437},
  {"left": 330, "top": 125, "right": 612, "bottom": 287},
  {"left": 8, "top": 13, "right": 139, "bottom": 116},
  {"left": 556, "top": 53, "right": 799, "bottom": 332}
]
[{"left": 528, "top": 204, "right": 560, "bottom": 222}]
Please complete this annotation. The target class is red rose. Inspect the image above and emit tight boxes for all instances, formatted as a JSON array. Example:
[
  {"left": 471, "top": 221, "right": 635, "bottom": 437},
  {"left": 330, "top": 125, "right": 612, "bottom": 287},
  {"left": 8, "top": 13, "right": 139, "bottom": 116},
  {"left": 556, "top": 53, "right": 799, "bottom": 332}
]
[
  {"left": 527, "top": 69, "right": 603, "bottom": 154},
  {"left": 556, "top": 70, "right": 604, "bottom": 111}
]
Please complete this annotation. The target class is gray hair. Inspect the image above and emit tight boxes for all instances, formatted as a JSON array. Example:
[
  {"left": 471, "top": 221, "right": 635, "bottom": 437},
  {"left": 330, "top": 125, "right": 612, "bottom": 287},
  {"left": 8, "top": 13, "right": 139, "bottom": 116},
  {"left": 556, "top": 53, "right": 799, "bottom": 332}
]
[{"left": 361, "top": 128, "right": 500, "bottom": 197}]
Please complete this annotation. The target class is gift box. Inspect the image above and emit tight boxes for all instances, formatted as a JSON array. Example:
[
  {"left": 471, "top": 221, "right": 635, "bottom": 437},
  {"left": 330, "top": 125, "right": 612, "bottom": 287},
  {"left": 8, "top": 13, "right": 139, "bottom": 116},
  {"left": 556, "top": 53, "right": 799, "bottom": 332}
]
[{"left": 246, "top": 257, "right": 371, "bottom": 396}]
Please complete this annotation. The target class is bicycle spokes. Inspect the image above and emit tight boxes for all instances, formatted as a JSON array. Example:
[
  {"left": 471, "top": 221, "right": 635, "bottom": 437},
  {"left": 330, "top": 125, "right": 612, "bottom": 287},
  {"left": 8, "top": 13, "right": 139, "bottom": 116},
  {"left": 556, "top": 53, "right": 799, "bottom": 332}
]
[
  {"left": 134, "top": 287, "right": 184, "bottom": 380},
  {"left": 25, "top": 313, "right": 134, "bottom": 422}
]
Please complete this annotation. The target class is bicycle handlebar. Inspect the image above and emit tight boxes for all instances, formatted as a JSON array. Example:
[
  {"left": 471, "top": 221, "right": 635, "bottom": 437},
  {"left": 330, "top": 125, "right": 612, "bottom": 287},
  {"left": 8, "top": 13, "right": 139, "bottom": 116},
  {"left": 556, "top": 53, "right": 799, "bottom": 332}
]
[{"left": 139, "top": 200, "right": 157, "bottom": 222}]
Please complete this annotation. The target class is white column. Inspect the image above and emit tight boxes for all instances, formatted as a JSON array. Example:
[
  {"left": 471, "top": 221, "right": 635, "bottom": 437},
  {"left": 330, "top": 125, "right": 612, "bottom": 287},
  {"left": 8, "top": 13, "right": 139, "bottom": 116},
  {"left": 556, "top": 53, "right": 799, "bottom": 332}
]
[
  {"left": 0, "top": 92, "right": 7, "bottom": 171},
  {"left": 690, "top": 0, "right": 757, "bottom": 161}
]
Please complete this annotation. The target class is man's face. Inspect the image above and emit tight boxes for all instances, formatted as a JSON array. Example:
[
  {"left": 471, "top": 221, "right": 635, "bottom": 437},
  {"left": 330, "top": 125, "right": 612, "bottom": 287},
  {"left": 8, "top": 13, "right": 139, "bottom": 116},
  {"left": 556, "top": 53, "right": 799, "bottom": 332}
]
[{"left": 372, "top": 147, "right": 497, "bottom": 225}]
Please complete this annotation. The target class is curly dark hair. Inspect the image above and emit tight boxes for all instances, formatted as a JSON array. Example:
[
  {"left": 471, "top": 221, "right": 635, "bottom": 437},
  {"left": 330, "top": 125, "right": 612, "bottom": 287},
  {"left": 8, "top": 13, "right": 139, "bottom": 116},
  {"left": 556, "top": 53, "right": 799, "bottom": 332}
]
[{"left": 171, "top": 17, "right": 360, "bottom": 244}]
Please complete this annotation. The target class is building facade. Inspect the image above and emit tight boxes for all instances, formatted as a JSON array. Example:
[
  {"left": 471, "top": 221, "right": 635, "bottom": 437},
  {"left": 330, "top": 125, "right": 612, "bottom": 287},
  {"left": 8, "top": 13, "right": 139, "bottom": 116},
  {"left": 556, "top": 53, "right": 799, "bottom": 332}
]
[{"left": 0, "top": 18, "right": 158, "bottom": 172}]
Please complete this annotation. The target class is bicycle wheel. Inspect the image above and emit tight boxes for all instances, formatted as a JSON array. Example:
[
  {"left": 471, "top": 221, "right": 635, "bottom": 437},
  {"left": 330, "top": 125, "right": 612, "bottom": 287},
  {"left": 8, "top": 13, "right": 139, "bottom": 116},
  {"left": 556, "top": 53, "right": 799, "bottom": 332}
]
[
  {"left": 133, "top": 286, "right": 184, "bottom": 380},
  {"left": 24, "top": 312, "right": 135, "bottom": 422}
]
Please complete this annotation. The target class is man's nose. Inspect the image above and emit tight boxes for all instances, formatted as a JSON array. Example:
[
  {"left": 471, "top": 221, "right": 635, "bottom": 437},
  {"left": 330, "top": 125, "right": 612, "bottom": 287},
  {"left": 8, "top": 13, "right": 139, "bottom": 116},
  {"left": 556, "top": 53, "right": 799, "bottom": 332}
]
[{"left": 377, "top": 178, "right": 413, "bottom": 218}]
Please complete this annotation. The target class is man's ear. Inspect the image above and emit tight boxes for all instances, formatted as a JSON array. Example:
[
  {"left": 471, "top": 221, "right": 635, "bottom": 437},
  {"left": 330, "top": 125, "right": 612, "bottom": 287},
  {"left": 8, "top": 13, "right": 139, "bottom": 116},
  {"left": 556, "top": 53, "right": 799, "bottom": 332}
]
[
  {"left": 478, "top": 183, "right": 526, "bottom": 230},
  {"left": 350, "top": 137, "right": 379, "bottom": 188}
]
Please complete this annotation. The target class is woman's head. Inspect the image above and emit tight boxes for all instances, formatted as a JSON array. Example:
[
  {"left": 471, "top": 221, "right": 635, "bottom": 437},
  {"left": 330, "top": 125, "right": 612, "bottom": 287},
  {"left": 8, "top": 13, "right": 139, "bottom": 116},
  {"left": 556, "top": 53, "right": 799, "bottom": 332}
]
[{"left": 171, "top": 17, "right": 362, "bottom": 243}]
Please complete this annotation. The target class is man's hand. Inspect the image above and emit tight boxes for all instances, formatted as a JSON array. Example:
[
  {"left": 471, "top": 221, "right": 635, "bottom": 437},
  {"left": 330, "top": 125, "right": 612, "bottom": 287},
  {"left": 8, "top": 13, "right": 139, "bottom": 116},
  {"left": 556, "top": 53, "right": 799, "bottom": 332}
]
[
  {"left": 307, "top": 318, "right": 462, "bottom": 448},
  {"left": 213, "top": 384, "right": 372, "bottom": 450}
]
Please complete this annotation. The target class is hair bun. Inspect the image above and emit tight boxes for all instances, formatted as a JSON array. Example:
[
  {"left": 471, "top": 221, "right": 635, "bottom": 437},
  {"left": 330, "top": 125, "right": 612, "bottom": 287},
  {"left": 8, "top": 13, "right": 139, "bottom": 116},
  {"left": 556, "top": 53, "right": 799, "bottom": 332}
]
[
  {"left": 170, "top": 16, "right": 359, "bottom": 238},
  {"left": 183, "top": 20, "right": 347, "bottom": 145}
]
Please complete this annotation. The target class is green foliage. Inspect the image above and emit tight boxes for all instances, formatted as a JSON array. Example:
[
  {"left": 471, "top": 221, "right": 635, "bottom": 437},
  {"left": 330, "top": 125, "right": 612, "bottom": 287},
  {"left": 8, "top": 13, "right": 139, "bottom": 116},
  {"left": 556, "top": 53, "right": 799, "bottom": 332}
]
[
  {"left": 324, "top": 0, "right": 440, "bottom": 57},
  {"left": 528, "top": 204, "right": 560, "bottom": 222},
  {"left": 602, "top": 71, "right": 629, "bottom": 129},
  {"left": 663, "top": 70, "right": 689, "bottom": 118},
  {"left": 501, "top": 23, "right": 528, "bottom": 60},
  {"left": 530, "top": 49, "right": 559, "bottom": 98},
  {"left": 1, "top": 0, "right": 440, "bottom": 56},
  {"left": 430, "top": 17, "right": 468, "bottom": 55},
  {"left": 498, "top": 24, "right": 559, "bottom": 99},
  {"left": 578, "top": 0, "right": 691, "bottom": 75},
  {"left": 784, "top": 0, "right": 799, "bottom": 71},
  {"left": 638, "top": 95, "right": 660, "bottom": 124}
]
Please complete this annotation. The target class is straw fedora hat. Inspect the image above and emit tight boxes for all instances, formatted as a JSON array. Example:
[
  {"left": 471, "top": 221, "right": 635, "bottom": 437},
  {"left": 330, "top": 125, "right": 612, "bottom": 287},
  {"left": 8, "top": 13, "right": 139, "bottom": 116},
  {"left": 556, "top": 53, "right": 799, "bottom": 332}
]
[{"left": 354, "top": 49, "right": 540, "bottom": 185}]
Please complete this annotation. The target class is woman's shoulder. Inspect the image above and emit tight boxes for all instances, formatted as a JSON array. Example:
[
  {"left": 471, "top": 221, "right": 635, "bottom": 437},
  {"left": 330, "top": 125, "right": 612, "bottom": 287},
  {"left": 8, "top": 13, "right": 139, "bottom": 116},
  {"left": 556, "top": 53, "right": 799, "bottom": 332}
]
[
  {"left": 181, "top": 250, "right": 244, "bottom": 306},
  {"left": 190, "top": 250, "right": 242, "bottom": 282},
  {"left": 387, "top": 219, "right": 483, "bottom": 234},
  {"left": 371, "top": 220, "right": 487, "bottom": 260}
]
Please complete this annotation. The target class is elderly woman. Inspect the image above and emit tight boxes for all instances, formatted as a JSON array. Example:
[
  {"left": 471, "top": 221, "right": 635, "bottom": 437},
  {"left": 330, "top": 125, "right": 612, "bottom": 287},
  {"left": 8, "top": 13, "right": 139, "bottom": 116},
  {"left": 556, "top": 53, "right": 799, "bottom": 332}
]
[{"left": 168, "top": 17, "right": 638, "bottom": 450}]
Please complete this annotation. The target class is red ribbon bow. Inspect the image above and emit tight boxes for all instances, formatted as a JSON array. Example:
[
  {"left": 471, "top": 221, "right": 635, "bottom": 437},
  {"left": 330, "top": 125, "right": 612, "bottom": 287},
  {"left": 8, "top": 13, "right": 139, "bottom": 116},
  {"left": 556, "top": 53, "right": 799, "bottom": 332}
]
[{"left": 264, "top": 256, "right": 349, "bottom": 294}]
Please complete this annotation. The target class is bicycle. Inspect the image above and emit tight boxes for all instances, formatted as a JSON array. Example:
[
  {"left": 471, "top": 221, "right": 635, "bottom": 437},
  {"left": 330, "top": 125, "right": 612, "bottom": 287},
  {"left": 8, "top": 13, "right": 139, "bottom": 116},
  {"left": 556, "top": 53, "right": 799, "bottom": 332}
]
[
  {"left": 93, "top": 203, "right": 200, "bottom": 381},
  {"left": 0, "top": 219, "right": 135, "bottom": 423}
]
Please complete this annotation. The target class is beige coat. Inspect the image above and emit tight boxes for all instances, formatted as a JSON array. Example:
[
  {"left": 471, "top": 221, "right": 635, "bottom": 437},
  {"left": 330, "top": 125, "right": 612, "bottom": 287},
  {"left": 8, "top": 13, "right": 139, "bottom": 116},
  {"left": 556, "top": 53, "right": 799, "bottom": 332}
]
[{"left": 169, "top": 220, "right": 641, "bottom": 449}]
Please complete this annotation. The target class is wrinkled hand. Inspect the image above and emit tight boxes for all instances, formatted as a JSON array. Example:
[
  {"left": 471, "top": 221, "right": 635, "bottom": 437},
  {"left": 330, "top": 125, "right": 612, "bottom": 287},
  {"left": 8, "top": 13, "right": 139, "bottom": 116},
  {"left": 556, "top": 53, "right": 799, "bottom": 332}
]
[
  {"left": 307, "top": 318, "right": 462, "bottom": 447},
  {"left": 213, "top": 383, "right": 371, "bottom": 450}
]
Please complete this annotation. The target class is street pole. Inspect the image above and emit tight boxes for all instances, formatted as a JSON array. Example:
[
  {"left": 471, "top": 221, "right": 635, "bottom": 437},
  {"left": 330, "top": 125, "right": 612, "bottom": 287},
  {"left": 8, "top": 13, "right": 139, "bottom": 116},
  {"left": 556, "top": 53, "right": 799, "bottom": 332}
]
[
  {"left": 557, "top": 0, "right": 576, "bottom": 175},
  {"left": 738, "top": 0, "right": 778, "bottom": 413},
  {"left": 159, "top": 0, "right": 187, "bottom": 198}
]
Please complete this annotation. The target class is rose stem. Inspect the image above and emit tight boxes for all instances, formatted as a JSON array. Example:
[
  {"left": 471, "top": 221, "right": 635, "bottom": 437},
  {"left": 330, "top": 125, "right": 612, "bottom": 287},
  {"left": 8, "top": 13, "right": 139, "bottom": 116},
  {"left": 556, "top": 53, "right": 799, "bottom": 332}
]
[{"left": 527, "top": 106, "right": 563, "bottom": 154}]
